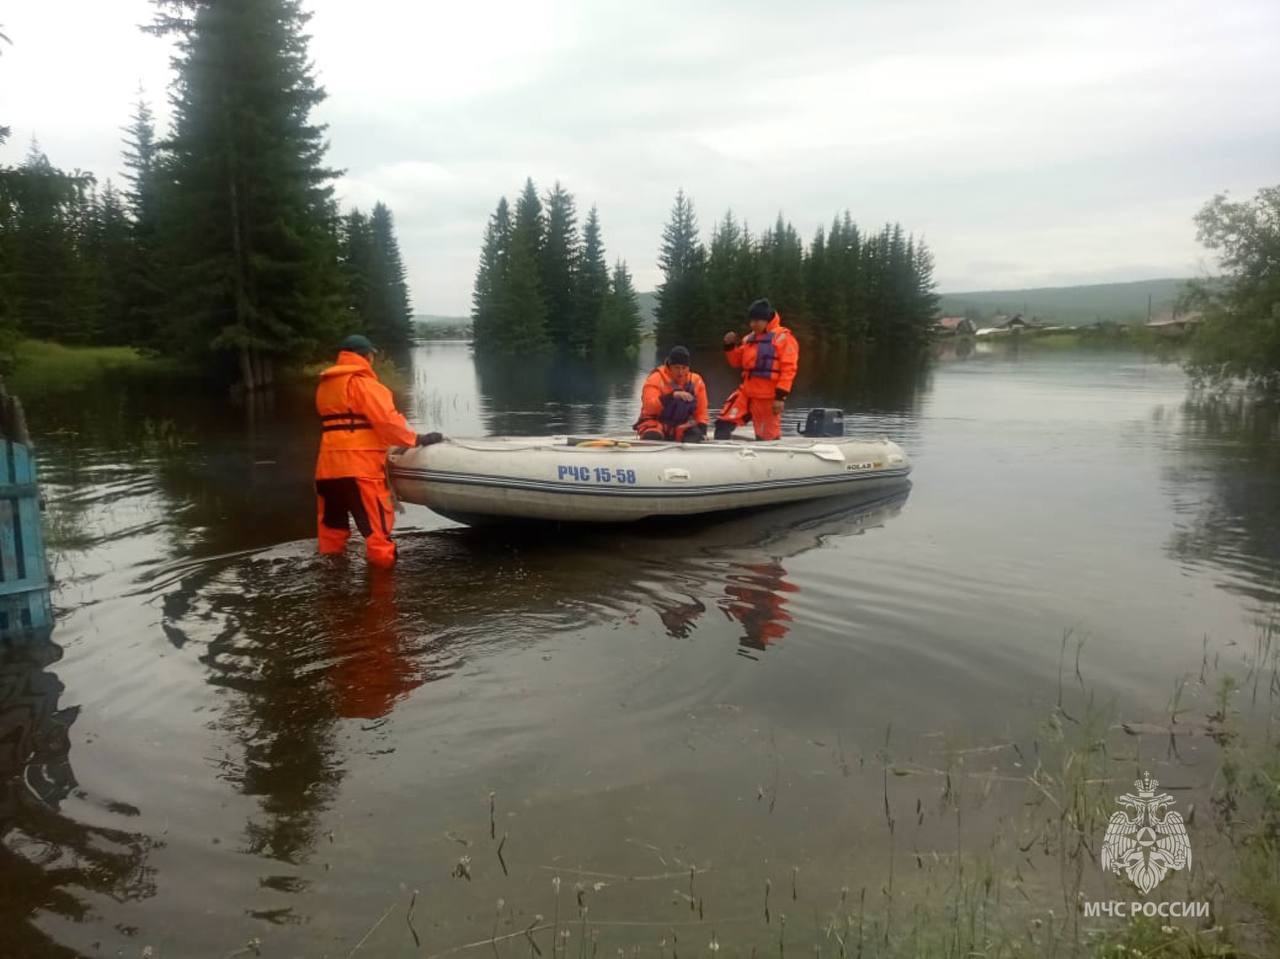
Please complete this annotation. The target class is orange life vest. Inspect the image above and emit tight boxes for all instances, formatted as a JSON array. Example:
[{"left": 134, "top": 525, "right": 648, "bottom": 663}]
[
  {"left": 317, "top": 364, "right": 386, "bottom": 453},
  {"left": 314, "top": 351, "right": 416, "bottom": 480}
]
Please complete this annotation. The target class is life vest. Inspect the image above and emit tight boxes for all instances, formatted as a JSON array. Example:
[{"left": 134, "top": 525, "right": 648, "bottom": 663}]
[
  {"left": 316, "top": 363, "right": 385, "bottom": 452},
  {"left": 634, "top": 366, "right": 701, "bottom": 428},
  {"left": 745, "top": 330, "right": 785, "bottom": 380},
  {"left": 657, "top": 370, "right": 698, "bottom": 425}
]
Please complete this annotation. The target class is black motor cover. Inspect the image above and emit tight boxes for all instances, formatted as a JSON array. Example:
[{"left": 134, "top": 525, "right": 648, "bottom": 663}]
[{"left": 799, "top": 408, "right": 845, "bottom": 437}]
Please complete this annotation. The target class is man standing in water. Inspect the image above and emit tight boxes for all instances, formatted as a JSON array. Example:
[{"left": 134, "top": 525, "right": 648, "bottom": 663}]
[
  {"left": 314, "top": 334, "right": 440, "bottom": 568},
  {"left": 715, "top": 299, "right": 799, "bottom": 441}
]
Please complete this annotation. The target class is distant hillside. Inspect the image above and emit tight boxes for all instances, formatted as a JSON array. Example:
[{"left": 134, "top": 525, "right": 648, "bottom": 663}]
[
  {"left": 938, "top": 278, "right": 1189, "bottom": 325},
  {"left": 633, "top": 279, "right": 1189, "bottom": 331},
  {"left": 636, "top": 291, "right": 657, "bottom": 332}
]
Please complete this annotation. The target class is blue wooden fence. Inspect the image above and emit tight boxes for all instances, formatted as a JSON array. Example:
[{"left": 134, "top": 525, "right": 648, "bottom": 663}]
[{"left": 0, "top": 383, "right": 51, "bottom": 638}]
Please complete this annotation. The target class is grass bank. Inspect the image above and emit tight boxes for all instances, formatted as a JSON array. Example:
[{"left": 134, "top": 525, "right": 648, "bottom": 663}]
[{"left": 4, "top": 339, "right": 184, "bottom": 394}]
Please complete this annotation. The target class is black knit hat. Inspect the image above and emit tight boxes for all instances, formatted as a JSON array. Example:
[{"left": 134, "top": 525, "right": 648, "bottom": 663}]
[
  {"left": 339, "top": 333, "right": 377, "bottom": 356},
  {"left": 747, "top": 298, "right": 773, "bottom": 321},
  {"left": 666, "top": 345, "right": 691, "bottom": 366}
]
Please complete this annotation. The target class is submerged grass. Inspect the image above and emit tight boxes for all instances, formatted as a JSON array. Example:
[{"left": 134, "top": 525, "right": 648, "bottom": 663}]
[{"left": 395, "top": 616, "right": 1280, "bottom": 959}]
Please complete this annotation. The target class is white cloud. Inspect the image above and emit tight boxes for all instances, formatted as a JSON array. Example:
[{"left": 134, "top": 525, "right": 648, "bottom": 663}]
[{"left": 2, "top": 0, "right": 1277, "bottom": 314}]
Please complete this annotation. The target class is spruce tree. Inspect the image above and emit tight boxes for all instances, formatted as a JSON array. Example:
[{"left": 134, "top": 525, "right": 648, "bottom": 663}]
[
  {"left": 471, "top": 197, "right": 510, "bottom": 353},
  {"left": 8, "top": 145, "right": 90, "bottom": 343},
  {"left": 493, "top": 182, "right": 549, "bottom": 354},
  {"left": 835, "top": 213, "right": 864, "bottom": 341},
  {"left": 367, "top": 201, "right": 413, "bottom": 352},
  {"left": 147, "top": 0, "right": 345, "bottom": 387},
  {"left": 498, "top": 229, "right": 550, "bottom": 355},
  {"left": 707, "top": 211, "right": 760, "bottom": 339},
  {"left": 82, "top": 182, "right": 135, "bottom": 345},
  {"left": 758, "top": 214, "right": 805, "bottom": 328},
  {"left": 909, "top": 235, "right": 939, "bottom": 344},
  {"left": 575, "top": 205, "right": 609, "bottom": 354},
  {"left": 655, "top": 189, "right": 709, "bottom": 347},
  {"left": 513, "top": 178, "right": 544, "bottom": 261},
  {"left": 595, "top": 259, "right": 641, "bottom": 357},
  {"left": 339, "top": 209, "right": 375, "bottom": 334},
  {"left": 122, "top": 95, "right": 161, "bottom": 235},
  {"left": 804, "top": 225, "right": 832, "bottom": 346},
  {"left": 120, "top": 94, "right": 165, "bottom": 347},
  {"left": 540, "top": 182, "right": 580, "bottom": 350}
]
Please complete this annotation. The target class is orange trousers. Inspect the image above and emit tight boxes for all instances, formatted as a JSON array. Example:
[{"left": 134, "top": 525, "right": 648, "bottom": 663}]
[
  {"left": 316, "top": 476, "right": 397, "bottom": 568},
  {"left": 716, "top": 391, "right": 782, "bottom": 440},
  {"left": 634, "top": 418, "right": 706, "bottom": 442}
]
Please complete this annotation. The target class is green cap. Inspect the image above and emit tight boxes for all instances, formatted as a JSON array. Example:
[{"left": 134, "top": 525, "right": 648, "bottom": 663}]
[{"left": 339, "top": 334, "right": 376, "bottom": 356}]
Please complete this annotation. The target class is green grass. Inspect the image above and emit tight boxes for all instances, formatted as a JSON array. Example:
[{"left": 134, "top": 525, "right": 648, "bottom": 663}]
[{"left": 5, "top": 339, "right": 181, "bottom": 393}]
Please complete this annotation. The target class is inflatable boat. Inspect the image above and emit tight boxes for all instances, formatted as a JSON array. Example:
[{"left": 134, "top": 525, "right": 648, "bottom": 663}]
[{"left": 388, "top": 424, "right": 911, "bottom": 526}]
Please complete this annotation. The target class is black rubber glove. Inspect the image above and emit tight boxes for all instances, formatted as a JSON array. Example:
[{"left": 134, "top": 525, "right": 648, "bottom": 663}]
[{"left": 416, "top": 432, "right": 444, "bottom": 447}]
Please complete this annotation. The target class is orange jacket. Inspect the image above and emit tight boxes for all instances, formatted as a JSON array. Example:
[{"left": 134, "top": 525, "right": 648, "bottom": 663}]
[
  {"left": 637, "top": 365, "right": 709, "bottom": 428},
  {"left": 724, "top": 313, "right": 799, "bottom": 399},
  {"left": 315, "top": 351, "right": 417, "bottom": 480}
]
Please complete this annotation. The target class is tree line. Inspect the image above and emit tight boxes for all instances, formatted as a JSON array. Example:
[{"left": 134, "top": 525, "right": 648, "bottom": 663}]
[
  {"left": 1184, "top": 184, "right": 1280, "bottom": 394},
  {"left": 0, "top": 0, "right": 412, "bottom": 388},
  {"left": 471, "top": 179, "right": 641, "bottom": 358},
  {"left": 655, "top": 190, "right": 939, "bottom": 353}
]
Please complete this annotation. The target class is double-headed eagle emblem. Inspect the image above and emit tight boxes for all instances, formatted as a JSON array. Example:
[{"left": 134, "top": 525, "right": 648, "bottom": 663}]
[{"left": 1101, "top": 772, "right": 1191, "bottom": 894}]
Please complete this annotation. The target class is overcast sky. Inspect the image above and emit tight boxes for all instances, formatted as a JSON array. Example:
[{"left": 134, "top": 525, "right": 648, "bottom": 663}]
[{"left": 2, "top": 0, "right": 1276, "bottom": 315}]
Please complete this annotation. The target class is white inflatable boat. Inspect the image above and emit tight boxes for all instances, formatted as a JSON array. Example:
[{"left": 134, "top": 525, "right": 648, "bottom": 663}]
[{"left": 388, "top": 432, "right": 912, "bottom": 525}]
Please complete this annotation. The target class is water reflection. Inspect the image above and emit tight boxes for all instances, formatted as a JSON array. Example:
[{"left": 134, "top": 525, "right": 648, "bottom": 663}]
[
  {"left": 143, "top": 486, "right": 910, "bottom": 875},
  {"left": 800, "top": 350, "right": 933, "bottom": 415},
  {"left": 0, "top": 630, "right": 157, "bottom": 955},
  {"left": 474, "top": 353, "right": 646, "bottom": 435},
  {"left": 1166, "top": 394, "right": 1280, "bottom": 607},
  {"left": 193, "top": 560, "right": 366, "bottom": 864},
  {"left": 723, "top": 561, "right": 798, "bottom": 654},
  {"left": 325, "top": 568, "right": 426, "bottom": 720},
  {"left": 587, "top": 488, "right": 910, "bottom": 655},
  {"left": 931, "top": 336, "right": 975, "bottom": 363}
]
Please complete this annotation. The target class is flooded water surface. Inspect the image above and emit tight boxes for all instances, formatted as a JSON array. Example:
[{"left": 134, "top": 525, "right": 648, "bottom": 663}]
[{"left": 3, "top": 342, "right": 1278, "bottom": 956}]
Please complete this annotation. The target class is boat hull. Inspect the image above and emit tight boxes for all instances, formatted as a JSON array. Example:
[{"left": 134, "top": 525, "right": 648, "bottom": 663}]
[{"left": 388, "top": 436, "right": 912, "bottom": 525}]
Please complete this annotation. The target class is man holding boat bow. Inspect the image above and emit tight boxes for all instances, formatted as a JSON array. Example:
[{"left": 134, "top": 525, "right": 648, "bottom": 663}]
[{"left": 314, "top": 334, "right": 441, "bottom": 568}]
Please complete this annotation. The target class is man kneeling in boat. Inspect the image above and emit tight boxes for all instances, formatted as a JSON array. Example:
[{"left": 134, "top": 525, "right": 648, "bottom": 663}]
[
  {"left": 315, "top": 334, "right": 441, "bottom": 569},
  {"left": 633, "top": 345, "right": 709, "bottom": 442}
]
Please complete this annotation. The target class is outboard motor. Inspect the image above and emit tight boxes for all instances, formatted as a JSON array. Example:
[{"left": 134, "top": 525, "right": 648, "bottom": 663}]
[{"left": 798, "top": 408, "right": 845, "bottom": 437}]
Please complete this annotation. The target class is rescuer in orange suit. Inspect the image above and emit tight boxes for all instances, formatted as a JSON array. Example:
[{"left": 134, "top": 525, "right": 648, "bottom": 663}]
[
  {"left": 633, "top": 345, "right": 709, "bottom": 442},
  {"left": 314, "top": 334, "right": 441, "bottom": 569},
  {"left": 715, "top": 298, "right": 799, "bottom": 441}
]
